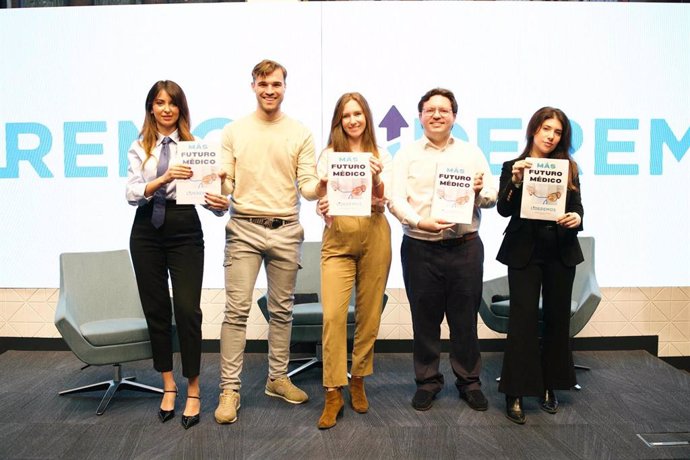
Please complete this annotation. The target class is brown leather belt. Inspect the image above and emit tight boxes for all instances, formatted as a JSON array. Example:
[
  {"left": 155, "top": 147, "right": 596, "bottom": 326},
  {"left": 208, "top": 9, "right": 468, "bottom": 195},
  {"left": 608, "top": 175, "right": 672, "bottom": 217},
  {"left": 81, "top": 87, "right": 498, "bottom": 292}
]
[{"left": 235, "top": 217, "right": 295, "bottom": 229}]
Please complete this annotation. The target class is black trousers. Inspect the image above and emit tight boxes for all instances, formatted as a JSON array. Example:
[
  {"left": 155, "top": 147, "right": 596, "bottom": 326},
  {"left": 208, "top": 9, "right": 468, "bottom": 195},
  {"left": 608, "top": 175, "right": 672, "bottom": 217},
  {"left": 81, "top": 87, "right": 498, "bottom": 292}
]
[
  {"left": 401, "top": 235, "right": 484, "bottom": 393},
  {"left": 498, "top": 228, "right": 576, "bottom": 397},
  {"left": 130, "top": 200, "right": 204, "bottom": 378}
]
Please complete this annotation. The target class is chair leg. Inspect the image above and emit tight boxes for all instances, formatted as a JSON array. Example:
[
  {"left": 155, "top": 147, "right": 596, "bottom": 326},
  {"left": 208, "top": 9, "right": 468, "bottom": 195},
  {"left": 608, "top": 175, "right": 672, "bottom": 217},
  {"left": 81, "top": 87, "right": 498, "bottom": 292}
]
[
  {"left": 95, "top": 380, "right": 120, "bottom": 416},
  {"left": 288, "top": 357, "right": 319, "bottom": 364},
  {"left": 60, "top": 364, "right": 162, "bottom": 415},
  {"left": 287, "top": 358, "right": 321, "bottom": 378},
  {"left": 94, "top": 378, "right": 163, "bottom": 416},
  {"left": 286, "top": 341, "right": 325, "bottom": 378},
  {"left": 59, "top": 380, "right": 115, "bottom": 396},
  {"left": 119, "top": 377, "right": 164, "bottom": 394},
  {"left": 571, "top": 362, "right": 589, "bottom": 390}
]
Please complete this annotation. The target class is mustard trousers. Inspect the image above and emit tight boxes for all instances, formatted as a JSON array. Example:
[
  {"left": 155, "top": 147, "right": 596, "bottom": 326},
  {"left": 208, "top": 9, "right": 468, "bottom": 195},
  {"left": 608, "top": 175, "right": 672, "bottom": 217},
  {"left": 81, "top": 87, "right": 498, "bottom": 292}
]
[{"left": 321, "top": 213, "right": 391, "bottom": 388}]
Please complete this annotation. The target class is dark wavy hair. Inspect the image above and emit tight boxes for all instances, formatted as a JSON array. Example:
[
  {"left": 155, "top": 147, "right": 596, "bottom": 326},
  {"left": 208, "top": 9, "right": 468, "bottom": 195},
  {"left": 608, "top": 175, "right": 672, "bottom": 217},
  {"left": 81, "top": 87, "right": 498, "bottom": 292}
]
[{"left": 518, "top": 106, "right": 579, "bottom": 191}]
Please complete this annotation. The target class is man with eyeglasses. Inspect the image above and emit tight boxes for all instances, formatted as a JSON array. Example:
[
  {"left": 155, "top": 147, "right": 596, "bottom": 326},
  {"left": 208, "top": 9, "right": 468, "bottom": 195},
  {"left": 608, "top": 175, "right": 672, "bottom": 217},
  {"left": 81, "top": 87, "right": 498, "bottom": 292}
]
[{"left": 389, "top": 87, "right": 497, "bottom": 412}]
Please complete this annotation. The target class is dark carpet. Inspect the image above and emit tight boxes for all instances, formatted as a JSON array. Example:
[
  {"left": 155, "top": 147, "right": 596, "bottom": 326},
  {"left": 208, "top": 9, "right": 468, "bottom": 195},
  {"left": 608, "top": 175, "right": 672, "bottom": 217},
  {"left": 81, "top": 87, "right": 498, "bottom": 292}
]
[{"left": 1, "top": 350, "right": 689, "bottom": 459}]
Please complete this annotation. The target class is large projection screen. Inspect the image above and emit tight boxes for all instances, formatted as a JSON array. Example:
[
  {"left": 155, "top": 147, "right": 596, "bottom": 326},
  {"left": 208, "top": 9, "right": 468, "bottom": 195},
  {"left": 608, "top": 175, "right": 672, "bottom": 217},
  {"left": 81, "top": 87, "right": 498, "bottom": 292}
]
[{"left": 1, "top": 2, "right": 689, "bottom": 288}]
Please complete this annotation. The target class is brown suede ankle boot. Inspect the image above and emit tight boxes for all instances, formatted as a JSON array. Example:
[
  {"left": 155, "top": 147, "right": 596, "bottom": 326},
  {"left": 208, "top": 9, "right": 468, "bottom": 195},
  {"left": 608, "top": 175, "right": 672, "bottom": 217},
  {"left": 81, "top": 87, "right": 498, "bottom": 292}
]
[
  {"left": 350, "top": 376, "right": 369, "bottom": 413},
  {"left": 317, "top": 388, "right": 344, "bottom": 429}
]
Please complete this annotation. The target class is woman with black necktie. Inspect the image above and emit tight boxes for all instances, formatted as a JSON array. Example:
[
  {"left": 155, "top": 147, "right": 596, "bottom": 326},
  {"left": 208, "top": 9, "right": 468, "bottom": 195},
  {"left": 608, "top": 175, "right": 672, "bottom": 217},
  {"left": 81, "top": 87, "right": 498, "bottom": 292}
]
[
  {"left": 495, "top": 106, "right": 584, "bottom": 425},
  {"left": 125, "top": 80, "right": 228, "bottom": 429}
]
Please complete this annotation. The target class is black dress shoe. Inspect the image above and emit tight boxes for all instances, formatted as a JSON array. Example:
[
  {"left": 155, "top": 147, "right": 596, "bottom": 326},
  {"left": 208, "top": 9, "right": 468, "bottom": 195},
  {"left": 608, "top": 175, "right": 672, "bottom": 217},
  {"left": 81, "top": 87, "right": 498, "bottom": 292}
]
[
  {"left": 181, "top": 413, "right": 200, "bottom": 429},
  {"left": 411, "top": 389, "right": 436, "bottom": 411},
  {"left": 505, "top": 396, "right": 525, "bottom": 425},
  {"left": 459, "top": 389, "right": 488, "bottom": 411},
  {"left": 181, "top": 395, "right": 201, "bottom": 429},
  {"left": 540, "top": 389, "right": 559, "bottom": 414},
  {"left": 159, "top": 408, "right": 175, "bottom": 423},
  {"left": 158, "top": 389, "right": 177, "bottom": 423}
]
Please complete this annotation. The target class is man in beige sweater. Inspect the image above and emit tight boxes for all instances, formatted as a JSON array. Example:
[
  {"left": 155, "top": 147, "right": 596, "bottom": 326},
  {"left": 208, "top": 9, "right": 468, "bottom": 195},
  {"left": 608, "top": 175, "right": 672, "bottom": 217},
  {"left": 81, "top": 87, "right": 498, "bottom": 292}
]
[{"left": 215, "top": 59, "right": 326, "bottom": 424}]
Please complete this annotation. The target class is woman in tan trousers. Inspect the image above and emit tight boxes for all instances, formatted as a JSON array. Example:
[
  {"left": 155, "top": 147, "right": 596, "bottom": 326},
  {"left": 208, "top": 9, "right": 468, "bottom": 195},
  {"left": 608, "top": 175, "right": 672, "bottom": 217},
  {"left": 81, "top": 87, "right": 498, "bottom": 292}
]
[{"left": 316, "top": 93, "right": 392, "bottom": 429}]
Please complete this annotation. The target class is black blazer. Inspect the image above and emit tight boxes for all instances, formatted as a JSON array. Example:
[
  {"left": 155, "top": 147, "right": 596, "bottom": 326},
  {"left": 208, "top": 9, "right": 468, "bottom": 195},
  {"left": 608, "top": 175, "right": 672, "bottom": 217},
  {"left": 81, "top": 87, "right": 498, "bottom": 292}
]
[{"left": 496, "top": 159, "right": 584, "bottom": 269}]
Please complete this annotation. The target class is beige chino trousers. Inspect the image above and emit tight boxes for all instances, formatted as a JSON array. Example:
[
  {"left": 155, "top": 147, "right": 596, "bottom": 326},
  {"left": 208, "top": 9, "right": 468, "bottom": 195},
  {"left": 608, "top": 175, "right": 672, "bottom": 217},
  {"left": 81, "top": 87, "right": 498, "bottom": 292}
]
[
  {"left": 321, "top": 212, "right": 391, "bottom": 388},
  {"left": 220, "top": 217, "right": 303, "bottom": 390}
]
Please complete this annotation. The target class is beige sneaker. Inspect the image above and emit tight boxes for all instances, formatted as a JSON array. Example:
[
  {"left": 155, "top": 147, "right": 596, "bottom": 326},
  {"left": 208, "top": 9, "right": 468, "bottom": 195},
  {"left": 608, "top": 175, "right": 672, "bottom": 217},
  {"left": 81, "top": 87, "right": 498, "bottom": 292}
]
[
  {"left": 214, "top": 389, "right": 240, "bottom": 424},
  {"left": 265, "top": 377, "right": 309, "bottom": 404}
]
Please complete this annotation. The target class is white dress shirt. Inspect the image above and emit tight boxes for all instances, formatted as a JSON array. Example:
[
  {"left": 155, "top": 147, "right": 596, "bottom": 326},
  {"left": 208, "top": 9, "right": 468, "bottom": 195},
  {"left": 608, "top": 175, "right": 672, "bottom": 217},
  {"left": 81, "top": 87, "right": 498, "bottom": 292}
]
[
  {"left": 388, "top": 136, "right": 497, "bottom": 241},
  {"left": 125, "top": 130, "right": 226, "bottom": 216},
  {"left": 126, "top": 131, "right": 180, "bottom": 206}
]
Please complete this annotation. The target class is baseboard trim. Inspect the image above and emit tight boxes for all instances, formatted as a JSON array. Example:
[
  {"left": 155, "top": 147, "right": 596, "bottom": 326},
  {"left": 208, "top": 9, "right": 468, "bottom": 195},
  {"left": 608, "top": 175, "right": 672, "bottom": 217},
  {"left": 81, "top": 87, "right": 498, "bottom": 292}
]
[
  {"left": 0, "top": 337, "right": 70, "bottom": 353},
  {"left": 660, "top": 356, "right": 690, "bottom": 373},
  {"left": 1, "top": 335, "right": 683, "bottom": 374},
  {"left": 1, "top": 335, "right": 659, "bottom": 355},
  {"left": 371, "top": 336, "right": 659, "bottom": 356}
]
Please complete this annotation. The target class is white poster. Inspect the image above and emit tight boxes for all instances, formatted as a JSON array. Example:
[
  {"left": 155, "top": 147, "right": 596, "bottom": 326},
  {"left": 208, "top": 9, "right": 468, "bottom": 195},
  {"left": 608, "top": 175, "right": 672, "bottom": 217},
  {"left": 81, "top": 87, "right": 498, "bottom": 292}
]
[
  {"left": 520, "top": 157, "right": 569, "bottom": 221},
  {"left": 327, "top": 152, "right": 372, "bottom": 216},
  {"left": 430, "top": 162, "right": 475, "bottom": 224},
  {"left": 174, "top": 141, "right": 220, "bottom": 205}
]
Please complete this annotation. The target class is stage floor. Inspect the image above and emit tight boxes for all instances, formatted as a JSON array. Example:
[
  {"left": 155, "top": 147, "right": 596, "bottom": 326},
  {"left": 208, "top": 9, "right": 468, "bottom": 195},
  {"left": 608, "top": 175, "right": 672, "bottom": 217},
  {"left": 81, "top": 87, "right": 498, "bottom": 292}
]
[{"left": 1, "top": 350, "right": 688, "bottom": 459}]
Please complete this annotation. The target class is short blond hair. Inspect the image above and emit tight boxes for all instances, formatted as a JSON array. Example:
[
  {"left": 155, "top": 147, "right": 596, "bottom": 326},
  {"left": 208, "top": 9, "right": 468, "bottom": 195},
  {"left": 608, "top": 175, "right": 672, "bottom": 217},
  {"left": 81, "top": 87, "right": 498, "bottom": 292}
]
[{"left": 252, "top": 59, "right": 287, "bottom": 82}]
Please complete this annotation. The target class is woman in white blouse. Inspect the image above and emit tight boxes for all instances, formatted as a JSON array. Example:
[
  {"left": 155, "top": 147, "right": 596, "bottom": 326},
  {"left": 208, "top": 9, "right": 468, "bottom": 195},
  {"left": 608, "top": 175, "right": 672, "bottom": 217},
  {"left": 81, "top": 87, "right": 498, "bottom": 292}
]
[{"left": 125, "top": 80, "right": 228, "bottom": 429}]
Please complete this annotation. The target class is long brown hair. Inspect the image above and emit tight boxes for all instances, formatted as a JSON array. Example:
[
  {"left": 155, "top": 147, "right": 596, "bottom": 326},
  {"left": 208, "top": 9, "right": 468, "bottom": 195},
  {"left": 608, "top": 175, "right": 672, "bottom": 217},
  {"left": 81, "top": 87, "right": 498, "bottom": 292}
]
[
  {"left": 327, "top": 92, "right": 379, "bottom": 158},
  {"left": 518, "top": 106, "right": 579, "bottom": 191},
  {"left": 140, "top": 80, "right": 193, "bottom": 166}
]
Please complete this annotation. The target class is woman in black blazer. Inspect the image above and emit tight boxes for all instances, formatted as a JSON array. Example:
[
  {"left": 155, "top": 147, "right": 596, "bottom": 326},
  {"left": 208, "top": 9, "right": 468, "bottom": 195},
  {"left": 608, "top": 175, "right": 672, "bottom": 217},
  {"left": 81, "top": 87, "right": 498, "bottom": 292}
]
[{"left": 496, "top": 107, "right": 584, "bottom": 425}]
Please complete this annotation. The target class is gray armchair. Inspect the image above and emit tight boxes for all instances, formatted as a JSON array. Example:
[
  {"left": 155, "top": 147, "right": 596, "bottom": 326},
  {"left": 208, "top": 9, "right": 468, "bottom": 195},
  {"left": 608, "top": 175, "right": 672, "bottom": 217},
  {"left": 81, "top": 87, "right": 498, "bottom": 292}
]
[
  {"left": 55, "top": 250, "right": 162, "bottom": 415},
  {"left": 480, "top": 236, "right": 601, "bottom": 382},
  {"left": 257, "top": 241, "right": 388, "bottom": 377}
]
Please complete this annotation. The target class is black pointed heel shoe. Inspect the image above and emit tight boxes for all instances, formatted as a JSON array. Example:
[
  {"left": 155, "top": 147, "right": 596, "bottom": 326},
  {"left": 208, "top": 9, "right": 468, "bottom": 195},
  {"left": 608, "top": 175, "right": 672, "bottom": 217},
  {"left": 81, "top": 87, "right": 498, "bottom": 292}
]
[
  {"left": 540, "top": 389, "right": 559, "bottom": 414},
  {"left": 181, "top": 395, "right": 201, "bottom": 429},
  {"left": 506, "top": 395, "right": 525, "bottom": 425},
  {"left": 158, "top": 389, "right": 178, "bottom": 423}
]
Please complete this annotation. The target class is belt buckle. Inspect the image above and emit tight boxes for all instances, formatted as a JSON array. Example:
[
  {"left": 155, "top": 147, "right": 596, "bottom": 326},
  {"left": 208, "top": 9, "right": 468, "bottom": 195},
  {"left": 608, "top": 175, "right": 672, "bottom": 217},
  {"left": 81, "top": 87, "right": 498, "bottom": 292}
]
[{"left": 253, "top": 218, "right": 271, "bottom": 228}]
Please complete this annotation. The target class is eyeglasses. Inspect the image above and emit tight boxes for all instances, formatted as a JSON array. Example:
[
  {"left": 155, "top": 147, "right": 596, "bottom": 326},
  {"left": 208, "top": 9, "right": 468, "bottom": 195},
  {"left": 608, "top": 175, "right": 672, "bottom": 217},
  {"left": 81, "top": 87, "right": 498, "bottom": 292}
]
[{"left": 422, "top": 107, "right": 454, "bottom": 117}]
